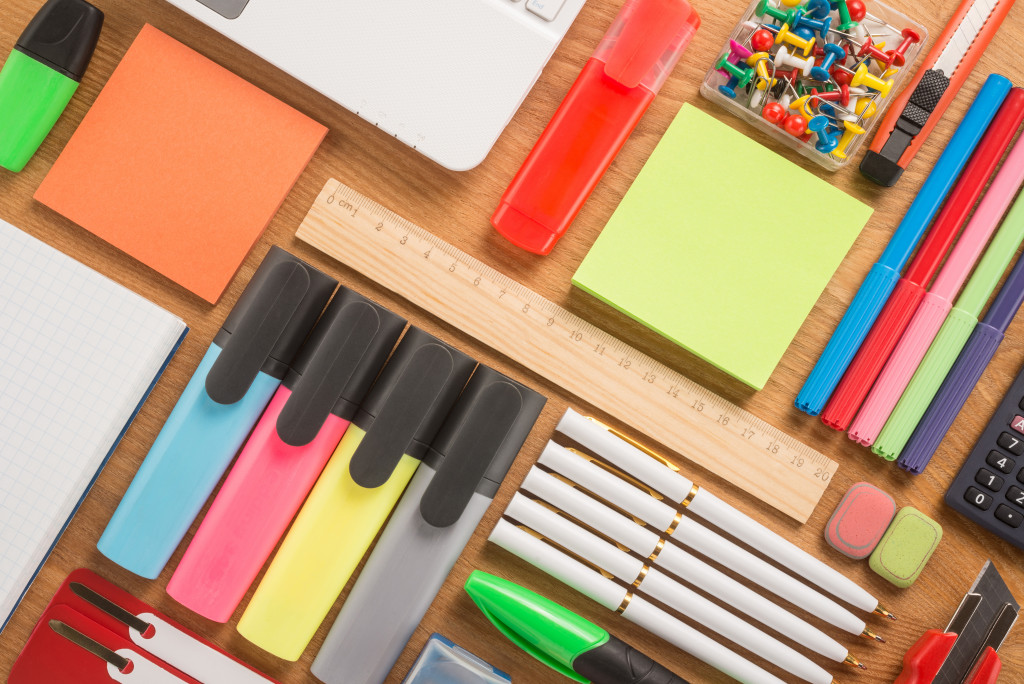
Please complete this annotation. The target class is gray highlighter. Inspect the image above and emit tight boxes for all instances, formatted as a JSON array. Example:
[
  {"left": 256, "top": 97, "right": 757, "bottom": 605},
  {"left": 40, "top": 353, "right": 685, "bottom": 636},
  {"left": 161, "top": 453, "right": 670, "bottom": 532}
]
[{"left": 310, "top": 366, "right": 545, "bottom": 684}]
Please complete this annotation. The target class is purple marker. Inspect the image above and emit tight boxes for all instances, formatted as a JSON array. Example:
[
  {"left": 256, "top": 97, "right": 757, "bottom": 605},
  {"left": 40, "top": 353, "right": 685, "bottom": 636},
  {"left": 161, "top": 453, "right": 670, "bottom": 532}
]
[{"left": 899, "top": 251, "right": 1024, "bottom": 473}]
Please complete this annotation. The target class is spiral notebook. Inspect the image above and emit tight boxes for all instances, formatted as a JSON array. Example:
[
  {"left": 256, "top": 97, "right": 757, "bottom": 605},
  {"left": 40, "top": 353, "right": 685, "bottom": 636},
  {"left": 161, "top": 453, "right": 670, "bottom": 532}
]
[{"left": 0, "top": 219, "right": 187, "bottom": 630}]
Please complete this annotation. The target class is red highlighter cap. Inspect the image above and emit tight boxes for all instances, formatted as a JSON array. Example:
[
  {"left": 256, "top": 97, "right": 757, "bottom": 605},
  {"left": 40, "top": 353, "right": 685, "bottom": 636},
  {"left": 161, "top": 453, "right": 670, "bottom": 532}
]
[{"left": 493, "top": 0, "right": 699, "bottom": 255}]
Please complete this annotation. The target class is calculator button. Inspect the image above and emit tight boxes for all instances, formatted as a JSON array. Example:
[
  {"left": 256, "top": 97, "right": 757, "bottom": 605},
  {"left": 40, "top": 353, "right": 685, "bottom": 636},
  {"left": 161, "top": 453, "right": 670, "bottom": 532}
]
[
  {"left": 998, "top": 432, "right": 1024, "bottom": 455},
  {"left": 995, "top": 505, "right": 1023, "bottom": 528},
  {"left": 987, "top": 451, "right": 1015, "bottom": 474},
  {"left": 975, "top": 468, "right": 1004, "bottom": 491},
  {"left": 965, "top": 487, "right": 993, "bottom": 510},
  {"left": 1012, "top": 415, "right": 1024, "bottom": 435},
  {"left": 1019, "top": 469, "right": 1024, "bottom": 485},
  {"left": 1007, "top": 486, "right": 1024, "bottom": 508}
]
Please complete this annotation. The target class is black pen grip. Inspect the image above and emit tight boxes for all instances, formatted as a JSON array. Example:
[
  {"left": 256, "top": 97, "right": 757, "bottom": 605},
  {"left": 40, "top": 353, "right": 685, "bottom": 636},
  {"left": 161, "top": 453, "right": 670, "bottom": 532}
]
[{"left": 573, "top": 636, "right": 690, "bottom": 684}]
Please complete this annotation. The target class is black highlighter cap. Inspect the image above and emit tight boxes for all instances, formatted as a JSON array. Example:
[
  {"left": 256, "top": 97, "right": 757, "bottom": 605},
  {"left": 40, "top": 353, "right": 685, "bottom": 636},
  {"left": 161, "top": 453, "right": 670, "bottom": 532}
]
[
  {"left": 276, "top": 287, "right": 406, "bottom": 447},
  {"left": 419, "top": 367, "right": 545, "bottom": 528},
  {"left": 207, "top": 246, "right": 337, "bottom": 405},
  {"left": 15, "top": 0, "right": 103, "bottom": 82},
  {"left": 348, "top": 327, "right": 476, "bottom": 488}
]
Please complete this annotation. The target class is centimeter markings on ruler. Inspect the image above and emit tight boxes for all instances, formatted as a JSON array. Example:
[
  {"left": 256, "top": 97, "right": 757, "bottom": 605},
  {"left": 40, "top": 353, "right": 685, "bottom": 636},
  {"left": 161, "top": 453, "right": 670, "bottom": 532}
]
[{"left": 297, "top": 179, "right": 837, "bottom": 522}]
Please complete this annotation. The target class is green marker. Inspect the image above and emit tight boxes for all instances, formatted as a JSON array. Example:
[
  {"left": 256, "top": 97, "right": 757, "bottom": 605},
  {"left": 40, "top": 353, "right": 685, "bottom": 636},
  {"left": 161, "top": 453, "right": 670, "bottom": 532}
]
[
  {"left": 0, "top": 0, "right": 103, "bottom": 172},
  {"left": 875, "top": 189, "right": 1024, "bottom": 460},
  {"left": 464, "top": 571, "right": 688, "bottom": 684}
]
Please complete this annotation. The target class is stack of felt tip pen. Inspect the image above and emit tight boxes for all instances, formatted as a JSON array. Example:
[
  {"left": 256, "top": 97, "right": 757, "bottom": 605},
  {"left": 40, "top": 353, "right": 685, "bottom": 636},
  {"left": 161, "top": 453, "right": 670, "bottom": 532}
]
[
  {"left": 489, "top": 408, "right": 893, "bottom": 684},
  {"left": 796, "top": 73, "right": 1024, "bottom": 473}
]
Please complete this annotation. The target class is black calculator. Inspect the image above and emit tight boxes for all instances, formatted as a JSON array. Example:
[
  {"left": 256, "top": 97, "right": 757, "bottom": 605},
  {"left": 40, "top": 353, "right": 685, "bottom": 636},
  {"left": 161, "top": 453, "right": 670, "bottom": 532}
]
[{"left": 945, "top": 362, "right": 1024, "bottom": 551}]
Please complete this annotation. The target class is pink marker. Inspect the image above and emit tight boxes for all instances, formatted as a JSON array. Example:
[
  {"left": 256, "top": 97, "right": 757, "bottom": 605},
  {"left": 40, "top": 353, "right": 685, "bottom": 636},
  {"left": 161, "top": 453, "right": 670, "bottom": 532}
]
[
  {"left": 850, "top": 125, "right": 1024, "bottom": 446},
  {"left": 166, "top": 288, "right": 405, "bottom": 621}
]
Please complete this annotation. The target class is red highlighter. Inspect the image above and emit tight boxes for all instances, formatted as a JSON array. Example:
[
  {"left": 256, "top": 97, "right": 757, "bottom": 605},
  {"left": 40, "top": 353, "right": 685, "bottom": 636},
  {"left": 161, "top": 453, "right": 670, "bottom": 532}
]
[{"left": 492, "top": 0, "right": 699, "bottom": 255}]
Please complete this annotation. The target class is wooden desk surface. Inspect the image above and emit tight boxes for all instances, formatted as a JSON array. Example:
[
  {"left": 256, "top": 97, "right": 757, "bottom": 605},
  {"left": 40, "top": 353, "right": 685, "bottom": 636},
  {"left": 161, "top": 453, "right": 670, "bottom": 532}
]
[{"left": 2, "top": 0, "right": 1023, "bottom": 681}]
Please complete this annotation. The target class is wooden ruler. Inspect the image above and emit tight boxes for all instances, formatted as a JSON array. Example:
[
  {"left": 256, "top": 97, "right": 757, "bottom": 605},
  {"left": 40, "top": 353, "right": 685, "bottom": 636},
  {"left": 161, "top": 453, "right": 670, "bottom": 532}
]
[{"left": 297, "top": 179, "right": 837, "bottom": 522}]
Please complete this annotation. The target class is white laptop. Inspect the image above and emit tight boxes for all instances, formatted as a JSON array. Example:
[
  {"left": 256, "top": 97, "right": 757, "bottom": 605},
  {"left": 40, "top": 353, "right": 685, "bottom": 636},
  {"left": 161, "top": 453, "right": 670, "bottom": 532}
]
[{"left": 163, "top": 0, "right": 587, "bottom": 170}]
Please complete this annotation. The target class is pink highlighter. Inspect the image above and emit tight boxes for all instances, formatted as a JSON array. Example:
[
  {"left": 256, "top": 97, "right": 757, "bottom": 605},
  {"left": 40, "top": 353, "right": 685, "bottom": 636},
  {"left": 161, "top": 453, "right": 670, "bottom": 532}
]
[
  {"left": 492, "top": 0, "right": 700, "bottom": 255},
  {"left": 166, "top": 288, "right": 406, "bottom": 622}
]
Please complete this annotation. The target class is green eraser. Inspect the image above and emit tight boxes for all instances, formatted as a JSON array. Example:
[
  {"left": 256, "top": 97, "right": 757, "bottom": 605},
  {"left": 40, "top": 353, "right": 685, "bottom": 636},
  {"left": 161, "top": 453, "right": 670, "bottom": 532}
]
[{"left": 868, "top": 507, "right": 942, "bottom": 588}]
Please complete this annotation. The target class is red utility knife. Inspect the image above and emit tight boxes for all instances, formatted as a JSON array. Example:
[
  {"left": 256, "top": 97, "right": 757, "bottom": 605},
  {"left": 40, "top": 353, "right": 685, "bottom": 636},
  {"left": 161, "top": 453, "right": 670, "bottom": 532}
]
[{"left": 896, "top": 562, "right": 1018, "bottom": 684}]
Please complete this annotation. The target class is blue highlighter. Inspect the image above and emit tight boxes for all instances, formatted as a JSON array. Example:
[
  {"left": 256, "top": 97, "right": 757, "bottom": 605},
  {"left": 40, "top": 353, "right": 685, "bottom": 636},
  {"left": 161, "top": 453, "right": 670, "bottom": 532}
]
[{"left": 98, "top": 247, "right": 336, "bottom": 578}]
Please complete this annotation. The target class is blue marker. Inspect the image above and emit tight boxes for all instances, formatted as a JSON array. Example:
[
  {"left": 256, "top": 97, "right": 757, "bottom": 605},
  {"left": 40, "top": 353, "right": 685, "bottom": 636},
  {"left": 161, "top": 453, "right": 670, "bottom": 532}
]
[
  {"left": 98, "top": 247, "right": 336, "bottom": 578},
  {"left": 796, "top": 74, "right": 1012, "bottom": 416}
]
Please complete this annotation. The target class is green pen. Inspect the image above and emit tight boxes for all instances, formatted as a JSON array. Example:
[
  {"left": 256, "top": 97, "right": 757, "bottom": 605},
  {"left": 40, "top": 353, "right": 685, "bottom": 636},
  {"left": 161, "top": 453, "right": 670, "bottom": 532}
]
[
  {"left": 875, "top": 188, "right": 1024, "bottom": 460},
  {"left": 464, "top": 571, "right": 689, "bottom": 684},
  {"left": 0, "top": 0, "right": 103, "bottom": 172}
]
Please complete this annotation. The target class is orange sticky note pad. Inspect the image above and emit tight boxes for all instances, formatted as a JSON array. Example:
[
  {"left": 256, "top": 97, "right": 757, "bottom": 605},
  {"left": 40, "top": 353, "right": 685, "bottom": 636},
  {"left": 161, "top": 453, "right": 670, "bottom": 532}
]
[{"left": 35, "top": 25, "right": 327, "bottom": 303}]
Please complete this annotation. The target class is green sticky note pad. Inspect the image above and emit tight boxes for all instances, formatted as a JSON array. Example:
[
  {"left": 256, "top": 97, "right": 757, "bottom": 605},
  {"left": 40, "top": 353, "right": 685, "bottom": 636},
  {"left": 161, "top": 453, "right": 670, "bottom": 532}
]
[
  {"left": 869, "top": 507, "right": 942, "bottom": 588},
  {"left": 572, "top": 104, "right": 873, "bottom": 389}
]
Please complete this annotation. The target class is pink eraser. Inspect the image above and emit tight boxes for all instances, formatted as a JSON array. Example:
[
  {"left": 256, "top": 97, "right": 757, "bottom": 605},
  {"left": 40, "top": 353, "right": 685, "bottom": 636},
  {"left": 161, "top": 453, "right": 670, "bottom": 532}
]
[{"left": 825, "top": 482, "right": 896, "bottom": 559}]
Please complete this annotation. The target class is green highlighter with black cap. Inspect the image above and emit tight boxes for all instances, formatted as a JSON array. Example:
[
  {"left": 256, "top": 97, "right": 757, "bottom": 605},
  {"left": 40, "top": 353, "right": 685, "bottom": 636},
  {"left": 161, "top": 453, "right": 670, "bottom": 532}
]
[
  {"left": 465, "top": 571, "right": 689, "bottom": 684},
  {"left": 0, "top": 0, "right": 103, "bottom": 172}
]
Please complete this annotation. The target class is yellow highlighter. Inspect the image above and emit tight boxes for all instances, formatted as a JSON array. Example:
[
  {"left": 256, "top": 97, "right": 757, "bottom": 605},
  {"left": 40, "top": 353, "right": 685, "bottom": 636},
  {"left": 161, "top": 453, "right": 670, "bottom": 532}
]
[{"left": 236, "top": 327, "right": 475, "bottom": 660}]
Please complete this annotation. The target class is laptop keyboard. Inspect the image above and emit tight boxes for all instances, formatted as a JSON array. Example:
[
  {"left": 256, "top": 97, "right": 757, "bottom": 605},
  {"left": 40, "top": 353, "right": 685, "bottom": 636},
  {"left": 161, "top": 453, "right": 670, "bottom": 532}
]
[{"left": 516, "top": 0, "right": 567, "bottom": 21}]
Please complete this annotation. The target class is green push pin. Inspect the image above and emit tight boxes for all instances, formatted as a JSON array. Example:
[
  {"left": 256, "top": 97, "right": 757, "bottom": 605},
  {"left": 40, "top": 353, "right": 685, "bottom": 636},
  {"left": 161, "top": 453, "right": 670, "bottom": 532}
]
[
  {"left": 755, "top": 0, "right": 801, "bottom": 25},
  {"left": 715, "top": 54, "right": 755, "bottom": 89}
]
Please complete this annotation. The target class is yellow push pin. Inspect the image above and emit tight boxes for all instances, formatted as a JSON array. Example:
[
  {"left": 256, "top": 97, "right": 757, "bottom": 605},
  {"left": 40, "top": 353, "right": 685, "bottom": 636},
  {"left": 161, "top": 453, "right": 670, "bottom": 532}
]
[
  {"left": 855, "top": 96, "right": 878, "bottom": 119},
  {"left": 789, "top": 94, "right": 815, "bottom": 119},
  {"left": 849, "top": 62, "right": 893, "bottom": 98},
  {"left": 833, "top": 121, "right": 866, "bottom": 159},
  {"left": 775, "top": 23, "right": 814, "bottom": 57}
]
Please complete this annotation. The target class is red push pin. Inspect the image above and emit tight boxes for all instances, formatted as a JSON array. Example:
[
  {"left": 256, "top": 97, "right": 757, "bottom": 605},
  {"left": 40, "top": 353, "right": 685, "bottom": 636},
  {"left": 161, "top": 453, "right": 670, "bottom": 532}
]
[
  {"left": 885, "top": 28, "right": 921, "bottom": 69},
  {"left": 762, "top": 101, "right": 787, "bottom": 124},
  {"left": 783, "top": 113, "right": 807, "bottom": 137},
  {"left": 751, "top": 28, "right": 775, "bottom": 52},
  {"left": 846, "top": 0, "right": 866, "bottom": 22}
]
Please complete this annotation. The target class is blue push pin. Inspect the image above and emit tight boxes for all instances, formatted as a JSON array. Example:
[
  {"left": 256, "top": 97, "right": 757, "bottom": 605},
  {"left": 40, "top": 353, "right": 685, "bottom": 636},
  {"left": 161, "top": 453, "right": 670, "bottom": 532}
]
[
  {"left": 806, "top": 0, "right": 831, "bottom": 19},
  {"left": 810, "top": 43, "right": 845, "bottom": 81},
  {"left": 719, "top": 75, "right": 740, "bottom": 99},
  {"left": 795, "top": 12, "right": 832, "bottom": 38},
  {"left": 794, "top": 25, "right": 815, "bottom": 41},
  {"left": 808, "top": 115, "right": 840, "bottom": 153}
]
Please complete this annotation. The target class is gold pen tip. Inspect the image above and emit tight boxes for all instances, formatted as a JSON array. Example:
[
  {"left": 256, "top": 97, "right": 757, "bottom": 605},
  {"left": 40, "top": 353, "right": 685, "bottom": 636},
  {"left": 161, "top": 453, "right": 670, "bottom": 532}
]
[
  {"left": 843, "top": 655, "right": 866, "bottom": 670},
  {"left": 861, "top": 628, "right": 885, "bottom": 643},
  {"left": 873, "top": 604, "right": 897, "bottom": 621}
]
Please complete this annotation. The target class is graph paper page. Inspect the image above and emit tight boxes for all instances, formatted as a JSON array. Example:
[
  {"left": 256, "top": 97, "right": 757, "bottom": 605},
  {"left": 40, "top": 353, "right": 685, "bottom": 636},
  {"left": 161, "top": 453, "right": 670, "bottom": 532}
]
[{"left": 0, "top": 219, "right": 185, "bottom": 626}]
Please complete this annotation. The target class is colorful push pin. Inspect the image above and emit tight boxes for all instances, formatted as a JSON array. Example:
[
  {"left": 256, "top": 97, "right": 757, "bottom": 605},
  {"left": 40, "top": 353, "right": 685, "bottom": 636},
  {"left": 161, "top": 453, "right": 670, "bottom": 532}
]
[
  {"left": 728, "top": 40, "right": 753, "bottom": 67},
  {"left": 849, "top": 62, "right": 893, "bottom": 97},
  {"left": 783, "top": 113, "right": 807, "bottom": 137},
  {"left": 793, "top": 25, "right": 816, "bottom": 42},
  {"left": 846, "top": 0, "right": 867, "bottom": 22},
  {"left": 855, "top": 37, "right": 889, "bottom": 66},
  {"left": 833, "top": 67, "right": 852, "bottom": 86},
  {"left": 762, "top": 101, "right": 787, "bottom": 124},
  {"left": 775, "top": 23, "right": 814, "bottom": 56},
  {"left": 775, "top": 45, "right": 815, "bottom": 77},
  {"left": 795, "top": 12, "right": 832, "bottom": 39},
  {"left": 810, "top": 43, "right": 845, "bottom": 81},
  {"left": 808, "top": 115, "right": 840, "bottom": 153},
  {"left": 789, "top": 94, "right": 815, "bottom": 119},
  {"left": 755, "top": 0, "right": 801, "bottom": 26},
  {"left": 806, "top": 0, "right": 831, "bottom": 19},
  {"left": 855, "top": 95, "right": 877, "bottom": 118},
  {"left": 885, "top": 28, "right": 921, "bottom": 69},
  {"left": 718, "top": 75, "right": 741, "bottom": 99},
  {"left": 835, "top": 0, "right": 857, "bottom": 31},
  {"left": 715, "top": 54, "right": 755, "bottom": 89},
  {"left": 780, "top": 0, "right": 801, "bottom": 6},
  {"left": 833, "top": 120, "right": 866, "bottom": 159},
  {"left": 750, "top": 28, "right": 775, "bottom": 52}
]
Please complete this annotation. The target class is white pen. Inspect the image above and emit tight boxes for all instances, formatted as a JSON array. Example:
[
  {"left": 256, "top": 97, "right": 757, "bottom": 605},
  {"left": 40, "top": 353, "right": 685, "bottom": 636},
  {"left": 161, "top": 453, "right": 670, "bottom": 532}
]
[
  {"left": 557, "top": 408, "right": 892, "bottom": 619},
  {"left": 521, "top": 466, "right": 862, "bottom": 667},
  {"left": 488, "top": 519, "right": 790, "bottom": 684},
  {"left": 538, "top": 441, "right": 878, "bottom": 639},
  {"left": 505, "top": 493, "right": 835, "bottom": 684}
]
